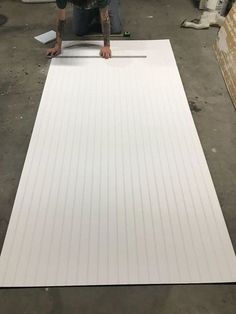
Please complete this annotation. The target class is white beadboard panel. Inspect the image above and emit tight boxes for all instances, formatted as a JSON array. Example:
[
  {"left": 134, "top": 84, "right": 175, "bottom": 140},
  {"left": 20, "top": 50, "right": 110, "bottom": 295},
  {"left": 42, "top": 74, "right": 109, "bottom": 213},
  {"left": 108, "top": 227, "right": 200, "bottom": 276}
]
[{"left": 0, "top": 40, "right": 235, "bottom": 287}]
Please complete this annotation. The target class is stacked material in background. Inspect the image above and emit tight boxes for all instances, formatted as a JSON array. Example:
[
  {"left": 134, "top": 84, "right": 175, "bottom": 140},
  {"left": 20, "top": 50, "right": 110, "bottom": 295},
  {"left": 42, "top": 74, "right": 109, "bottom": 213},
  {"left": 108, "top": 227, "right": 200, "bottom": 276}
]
[
  {"left": 199, "top": 0, "right": 229, "bottom": 15},
  {"left": 214, "top": 4, "right": 236, "bottom": 109}
]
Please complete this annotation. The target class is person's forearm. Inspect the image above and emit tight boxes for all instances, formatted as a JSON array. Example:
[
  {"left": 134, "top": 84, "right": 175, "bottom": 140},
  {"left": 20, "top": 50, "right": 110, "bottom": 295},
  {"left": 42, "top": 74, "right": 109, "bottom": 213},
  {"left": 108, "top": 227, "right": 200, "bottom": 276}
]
[
  {"left": 56, "top": 9, "right": 66, "bottom": 46},
  {"left": 100, "top": 7, "right": 111, "bottom": 47}
]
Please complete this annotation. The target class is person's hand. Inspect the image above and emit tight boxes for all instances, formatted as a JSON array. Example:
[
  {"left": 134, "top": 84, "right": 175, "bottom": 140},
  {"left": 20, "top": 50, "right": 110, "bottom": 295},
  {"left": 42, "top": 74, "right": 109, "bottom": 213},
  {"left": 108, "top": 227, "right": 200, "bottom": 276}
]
[
  {"left": 100, "top": 46, "right": 112, "bottom": 59},
  {"left": 46, "top": 43, "right": 62, "bottom": 58}
]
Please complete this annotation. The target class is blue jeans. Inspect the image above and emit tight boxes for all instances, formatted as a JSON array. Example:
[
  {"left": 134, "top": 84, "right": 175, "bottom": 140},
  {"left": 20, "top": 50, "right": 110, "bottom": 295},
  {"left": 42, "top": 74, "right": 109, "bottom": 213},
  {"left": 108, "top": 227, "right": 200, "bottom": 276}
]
[{"left": 73, "top": 0, "right": 122, "bottom": 35}]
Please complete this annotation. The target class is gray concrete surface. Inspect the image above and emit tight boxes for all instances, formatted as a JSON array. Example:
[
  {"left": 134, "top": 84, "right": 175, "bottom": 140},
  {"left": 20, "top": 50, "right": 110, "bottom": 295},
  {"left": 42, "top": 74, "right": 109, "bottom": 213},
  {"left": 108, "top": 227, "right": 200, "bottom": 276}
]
[{"left": 0, "top": 0, "right": 235, "bottom": 313}]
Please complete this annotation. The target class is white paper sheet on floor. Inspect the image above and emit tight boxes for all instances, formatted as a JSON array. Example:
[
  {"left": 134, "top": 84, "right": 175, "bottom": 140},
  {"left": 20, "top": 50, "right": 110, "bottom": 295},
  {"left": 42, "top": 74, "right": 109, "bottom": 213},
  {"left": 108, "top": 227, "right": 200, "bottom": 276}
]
[{"left": 0, "top": 40, "right": 235, "bottom": 287}]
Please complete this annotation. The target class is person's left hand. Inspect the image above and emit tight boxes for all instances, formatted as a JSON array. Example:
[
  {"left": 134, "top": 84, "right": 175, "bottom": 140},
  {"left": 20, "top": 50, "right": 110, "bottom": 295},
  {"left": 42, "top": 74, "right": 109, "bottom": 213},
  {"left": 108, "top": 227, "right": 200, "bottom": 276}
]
[{"left": 100, "top": 46, "right": 112, "bottom": 59}]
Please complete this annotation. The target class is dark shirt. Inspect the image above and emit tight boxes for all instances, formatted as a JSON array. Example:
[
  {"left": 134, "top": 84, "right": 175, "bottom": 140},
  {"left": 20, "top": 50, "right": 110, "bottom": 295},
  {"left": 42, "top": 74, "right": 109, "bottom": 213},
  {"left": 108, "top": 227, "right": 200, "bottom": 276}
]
[{"left": 56, "top": 0, "right": 109, "bottom": 10}]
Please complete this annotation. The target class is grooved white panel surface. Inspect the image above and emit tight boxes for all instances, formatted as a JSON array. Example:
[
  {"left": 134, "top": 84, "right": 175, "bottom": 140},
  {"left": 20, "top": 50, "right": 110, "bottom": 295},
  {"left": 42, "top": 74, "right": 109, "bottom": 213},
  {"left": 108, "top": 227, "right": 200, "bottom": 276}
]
[{"left": 0, "top": 40, "right": 236, "bottom": 287}]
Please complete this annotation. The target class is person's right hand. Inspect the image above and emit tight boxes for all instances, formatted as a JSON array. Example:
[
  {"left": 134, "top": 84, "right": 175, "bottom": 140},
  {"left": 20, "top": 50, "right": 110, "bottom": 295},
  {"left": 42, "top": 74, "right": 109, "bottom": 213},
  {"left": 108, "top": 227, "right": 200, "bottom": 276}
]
[{"left": 46, "top": 44, "right": 61, "bottom": 58}]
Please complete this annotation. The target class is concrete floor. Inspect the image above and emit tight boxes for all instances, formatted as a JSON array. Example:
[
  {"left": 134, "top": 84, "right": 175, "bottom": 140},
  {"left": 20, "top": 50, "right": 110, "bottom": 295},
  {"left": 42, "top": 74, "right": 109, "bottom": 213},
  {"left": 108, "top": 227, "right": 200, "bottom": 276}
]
[{"left": 0, "top": 0, "right": 236, "bottom": 313}]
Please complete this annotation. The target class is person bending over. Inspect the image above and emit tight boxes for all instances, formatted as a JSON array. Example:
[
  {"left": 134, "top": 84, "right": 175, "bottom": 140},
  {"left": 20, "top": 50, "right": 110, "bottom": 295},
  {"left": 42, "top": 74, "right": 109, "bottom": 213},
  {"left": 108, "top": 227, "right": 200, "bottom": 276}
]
[{"left": 47, "top": 0, "right": 122, "bottom": 59}]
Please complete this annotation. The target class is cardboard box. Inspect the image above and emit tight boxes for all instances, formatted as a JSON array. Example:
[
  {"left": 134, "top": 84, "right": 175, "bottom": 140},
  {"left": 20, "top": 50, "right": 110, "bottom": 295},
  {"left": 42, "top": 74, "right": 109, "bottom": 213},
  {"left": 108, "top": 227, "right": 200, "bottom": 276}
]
[{"left": 214, "top": 4, "right": 236, "bottom": 109}]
